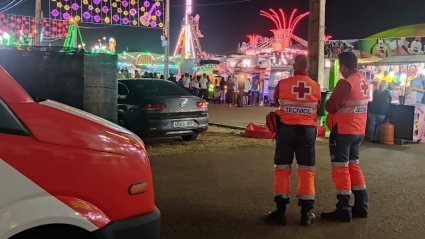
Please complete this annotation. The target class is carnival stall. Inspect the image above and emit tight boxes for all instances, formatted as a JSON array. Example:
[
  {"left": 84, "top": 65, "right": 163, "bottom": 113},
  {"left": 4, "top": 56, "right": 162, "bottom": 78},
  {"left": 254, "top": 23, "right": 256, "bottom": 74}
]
[{"left": 358, "top": 55, "right": 425, "bottom": 143}]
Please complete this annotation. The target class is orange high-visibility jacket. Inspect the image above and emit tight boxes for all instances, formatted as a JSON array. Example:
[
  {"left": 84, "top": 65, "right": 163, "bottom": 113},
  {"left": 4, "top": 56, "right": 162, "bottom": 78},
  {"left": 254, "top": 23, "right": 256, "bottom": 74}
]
[
  {"left": 275, "top": 75, "right": 321, "bottom": 126},
  {"left": 327, "top": 72, "right": 370, "bottom": 134}
]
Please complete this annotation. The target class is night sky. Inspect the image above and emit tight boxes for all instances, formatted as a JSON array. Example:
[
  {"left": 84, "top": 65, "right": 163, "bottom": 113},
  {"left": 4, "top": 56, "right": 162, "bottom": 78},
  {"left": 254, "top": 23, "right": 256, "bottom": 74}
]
[{"left": 8, "top": 0, "right": 425, "bottom": 54}]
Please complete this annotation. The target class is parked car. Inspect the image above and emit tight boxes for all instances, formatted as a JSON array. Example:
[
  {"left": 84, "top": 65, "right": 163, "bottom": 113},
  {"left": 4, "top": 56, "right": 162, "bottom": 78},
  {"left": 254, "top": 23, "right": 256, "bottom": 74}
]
[
  {"left": 0, "top": 66, "right": 160, "bottom": 239},
  {"left": 117, "top": 79, "right": 209, "bottom": 141}
]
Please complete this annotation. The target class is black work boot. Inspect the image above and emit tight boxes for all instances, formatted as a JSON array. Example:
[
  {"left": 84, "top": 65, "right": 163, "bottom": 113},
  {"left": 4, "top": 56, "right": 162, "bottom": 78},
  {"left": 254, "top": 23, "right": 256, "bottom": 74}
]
[
  {"left": 321, "top": 209, "right": 352, "bottom": 222},
  {"left": 321, "top": 195, "right": 352, "bottom": 222},
  {"left": 352, "top": 190, "right": 369, "bottom": 218},
  {"left": 299, "top": 200, "right": 315, "bottom": 226},
  {"left": 266, "top": 203, "right": 287, "bottom": 225},
  {"left": 301, "top": 210, "right": 316, "bottom": 226}
]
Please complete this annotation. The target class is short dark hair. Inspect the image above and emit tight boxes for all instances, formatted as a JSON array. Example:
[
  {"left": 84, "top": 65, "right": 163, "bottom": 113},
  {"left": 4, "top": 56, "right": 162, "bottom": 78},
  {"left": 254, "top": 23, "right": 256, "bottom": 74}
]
[
  {"left": 294, "top": 54, "right": 309, "bottom": 70},
  {"left": 338, "top": 52, "right": 358, "bottom": 70}
]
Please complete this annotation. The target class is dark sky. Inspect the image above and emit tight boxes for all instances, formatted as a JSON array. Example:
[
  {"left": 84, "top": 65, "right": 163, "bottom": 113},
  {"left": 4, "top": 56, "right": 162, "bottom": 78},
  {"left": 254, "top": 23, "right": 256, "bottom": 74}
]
[{"left": 8, "top": 0, "right": 425, "bottom": 54}]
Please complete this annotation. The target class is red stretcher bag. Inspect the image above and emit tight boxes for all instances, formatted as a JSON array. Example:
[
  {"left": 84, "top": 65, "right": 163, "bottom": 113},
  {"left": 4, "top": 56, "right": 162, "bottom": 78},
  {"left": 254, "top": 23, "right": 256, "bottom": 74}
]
[
  {"left": 245, "top": 123, "right": 276, "bottom": 139},
  {"left": 266, "top": 112, "right": 280, "bottom": 133}
]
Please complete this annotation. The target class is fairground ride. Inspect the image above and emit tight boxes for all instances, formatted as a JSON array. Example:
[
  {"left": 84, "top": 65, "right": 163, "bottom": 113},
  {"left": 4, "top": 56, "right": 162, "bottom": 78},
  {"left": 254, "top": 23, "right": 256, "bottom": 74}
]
[{"left": 173, "top": 0, "right": 204, "bottom": 60}]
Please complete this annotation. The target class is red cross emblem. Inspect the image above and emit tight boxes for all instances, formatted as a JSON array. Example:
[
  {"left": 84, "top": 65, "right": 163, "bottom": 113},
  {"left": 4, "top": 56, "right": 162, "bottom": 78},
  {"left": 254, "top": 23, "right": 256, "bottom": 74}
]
[
  {"left": 360, "top": 79, "right": 369, "bottom": 97},
  {"left": 292, "top": 81, "right": 312, "bottom": 100}
]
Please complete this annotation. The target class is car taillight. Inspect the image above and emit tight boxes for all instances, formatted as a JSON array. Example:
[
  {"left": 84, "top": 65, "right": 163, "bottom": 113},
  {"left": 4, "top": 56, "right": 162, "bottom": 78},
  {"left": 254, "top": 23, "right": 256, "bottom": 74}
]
[
  {"left": 196, "top": 101, "right": 207, "bottom": 108},
  {"left": 146, "top": 103, "right": 166, "bottom": 110}
]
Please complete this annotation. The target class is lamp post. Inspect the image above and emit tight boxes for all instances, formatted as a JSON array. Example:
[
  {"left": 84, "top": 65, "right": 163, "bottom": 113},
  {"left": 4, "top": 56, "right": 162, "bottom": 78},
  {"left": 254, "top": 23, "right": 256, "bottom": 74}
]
[{"left": 163, "top": 0, "right": 170, "bottom": 80}]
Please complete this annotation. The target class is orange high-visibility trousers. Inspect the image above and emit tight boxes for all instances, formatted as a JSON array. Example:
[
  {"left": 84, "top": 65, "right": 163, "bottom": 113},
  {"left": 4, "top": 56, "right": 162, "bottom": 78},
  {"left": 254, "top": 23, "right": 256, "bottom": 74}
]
[
  {"left": 274, "top": 124, "right": 316, "bottom": 205},
  {"left": 329, "top": 130, "right": 368, "bottom": 211}
]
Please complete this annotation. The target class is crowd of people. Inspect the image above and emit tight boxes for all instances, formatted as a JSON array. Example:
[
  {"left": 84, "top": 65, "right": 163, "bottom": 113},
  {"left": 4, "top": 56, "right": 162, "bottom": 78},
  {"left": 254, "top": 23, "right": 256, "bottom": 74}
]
[
  {"left": 116, "top": 69, "right": 254, "bottom": 105},
  {"left": 117, "top": 69, "right": 166, "bottom": 80}
]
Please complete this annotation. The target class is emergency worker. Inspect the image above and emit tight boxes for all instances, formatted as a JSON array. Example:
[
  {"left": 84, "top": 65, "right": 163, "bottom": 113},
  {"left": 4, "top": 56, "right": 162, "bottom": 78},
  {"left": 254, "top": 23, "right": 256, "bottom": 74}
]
[
  {"left": 267, "top": 55, "right": 321, "bottom": 226},
  {"left": 322, "top": 52, "right": 369, "bottom": 222}
]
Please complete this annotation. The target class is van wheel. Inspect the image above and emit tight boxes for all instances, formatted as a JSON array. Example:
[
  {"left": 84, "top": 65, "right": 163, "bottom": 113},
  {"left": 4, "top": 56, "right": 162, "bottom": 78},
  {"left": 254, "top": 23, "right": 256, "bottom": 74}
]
[{"left": 181, "top": 133, "right": 198, "bottom": 141}]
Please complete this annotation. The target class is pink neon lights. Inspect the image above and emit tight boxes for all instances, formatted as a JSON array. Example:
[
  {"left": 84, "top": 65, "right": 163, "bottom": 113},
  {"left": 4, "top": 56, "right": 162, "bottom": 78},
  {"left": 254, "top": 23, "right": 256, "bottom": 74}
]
[
  {"left": 247, "top": 35, "right": 261, "bottom": 47},
  {"left": 260, "top": 8, "right": 309, "bottom": 50},
  {"left": 141, "top": 4, "right": 156, "bottom": 24}
]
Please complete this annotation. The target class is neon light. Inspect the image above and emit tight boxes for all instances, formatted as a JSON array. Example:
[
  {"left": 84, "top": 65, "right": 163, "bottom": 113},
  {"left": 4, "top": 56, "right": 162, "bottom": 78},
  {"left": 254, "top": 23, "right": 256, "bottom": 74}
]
[
  {"left": 247, "top": 35, "right": 261, "bottom": 47},
  {"left": 260, "top": 8, "right": 309, "bottom": 50},
  {"left": 142, "top": 4, "right": 156, "bottom": 24}
]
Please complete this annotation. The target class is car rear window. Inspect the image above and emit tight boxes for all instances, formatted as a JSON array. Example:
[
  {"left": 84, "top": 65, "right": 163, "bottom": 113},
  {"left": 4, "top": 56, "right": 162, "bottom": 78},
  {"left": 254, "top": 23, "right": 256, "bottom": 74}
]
[{"left": 122, "top": 80, "right": 192, "bottom": 97}]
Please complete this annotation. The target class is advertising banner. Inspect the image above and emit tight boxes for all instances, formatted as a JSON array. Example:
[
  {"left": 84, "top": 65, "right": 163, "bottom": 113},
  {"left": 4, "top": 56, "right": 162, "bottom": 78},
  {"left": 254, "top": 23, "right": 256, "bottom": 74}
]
[
  {"left": 324, "top": 39, "right": 360, "bottom": 59},
  {"left": 360, "top": 38, "right": 397, "bottom": 58},
  {"left": 396, "top": 37, "right": 425, "bottom": 55}
]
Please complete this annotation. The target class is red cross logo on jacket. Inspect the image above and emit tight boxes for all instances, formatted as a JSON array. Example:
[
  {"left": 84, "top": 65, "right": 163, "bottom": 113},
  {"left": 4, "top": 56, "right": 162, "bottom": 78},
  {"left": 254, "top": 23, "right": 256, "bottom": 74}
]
[{"left": 292, "top": 81, "right": 312, "bottom": 100}]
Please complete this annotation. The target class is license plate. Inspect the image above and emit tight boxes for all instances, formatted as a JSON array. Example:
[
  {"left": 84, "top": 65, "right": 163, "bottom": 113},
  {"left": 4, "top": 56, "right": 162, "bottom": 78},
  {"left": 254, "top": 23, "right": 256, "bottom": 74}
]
[{"left": 172, "top": 121, "right": 195, "bottom": 128}]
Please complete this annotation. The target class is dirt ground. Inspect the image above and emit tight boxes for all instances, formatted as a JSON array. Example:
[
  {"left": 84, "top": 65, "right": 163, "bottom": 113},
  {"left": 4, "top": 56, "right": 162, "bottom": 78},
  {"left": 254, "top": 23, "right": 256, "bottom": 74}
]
[
  {"left": 150, "top": 140, "right": 425, "bottom": 239},
  {"left": 145, "top": 126, "right": 326, "bottom": 157},
  {"left": 145, "top": 126, "right": 275, "bottom": 156}
]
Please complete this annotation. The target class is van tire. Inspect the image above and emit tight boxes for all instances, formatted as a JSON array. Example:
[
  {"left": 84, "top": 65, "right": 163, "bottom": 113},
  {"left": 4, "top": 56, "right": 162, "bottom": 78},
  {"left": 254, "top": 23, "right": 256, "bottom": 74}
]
[{"left": 181, "top": 133, "right": 198, "bottom": 141}]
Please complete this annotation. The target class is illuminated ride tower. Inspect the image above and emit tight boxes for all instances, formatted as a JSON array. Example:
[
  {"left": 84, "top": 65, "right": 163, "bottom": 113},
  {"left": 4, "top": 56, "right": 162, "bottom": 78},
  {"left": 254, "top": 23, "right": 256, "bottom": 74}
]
[{"left": 174, "top": 0, "right": 203, "bottom": 59}]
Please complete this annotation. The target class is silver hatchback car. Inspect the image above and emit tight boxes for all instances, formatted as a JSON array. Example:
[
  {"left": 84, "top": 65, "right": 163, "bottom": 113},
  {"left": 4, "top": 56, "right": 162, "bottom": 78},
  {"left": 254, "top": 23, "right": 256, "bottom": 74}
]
[{"left": 117, "top": 79, "right": 208, "bottom": 141}]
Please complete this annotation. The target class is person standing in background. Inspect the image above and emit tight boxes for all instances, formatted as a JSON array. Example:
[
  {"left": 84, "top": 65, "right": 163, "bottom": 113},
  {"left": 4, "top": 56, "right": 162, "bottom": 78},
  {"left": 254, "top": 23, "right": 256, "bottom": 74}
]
[
  {"left": 225, "top": 76, "right": 235, "bottom": 107},
  {"left": 182, "top": 73, "right": 191, "bottom": 93},
  {"left": 123, "top": 70, "right": 131, "bottom": 79},
  {"left": 117, "top": 69, "right": 125, "bottom": 80},
  {"left": 368, "top": 80, "right": 391, "bottom": 142},
  {"left": 410, "top": 71, "right": 425, "bottom": 104},
  {"left": 134, "top": 70, "right": 141, "bottom": 78},
  {"left": 232, "top": 76, "right": 238, "bottom": 106},
  {"left": 200, "top": 74, "right": 209, "bottom": 101},
  {"left": 237, "top": 77, "right": 245, "bottom": 107},
  {"left": 168, "top": 73, "right": 177, "bottom": 84},
  {"left": 219, "top": 77, "right": 226, "bottom": 104},
  {"left": 244, "top": 78, "right": 251, "bottom": 105},
  {"left": 192, "top": 75, "right": 200, "bottom": 97}
]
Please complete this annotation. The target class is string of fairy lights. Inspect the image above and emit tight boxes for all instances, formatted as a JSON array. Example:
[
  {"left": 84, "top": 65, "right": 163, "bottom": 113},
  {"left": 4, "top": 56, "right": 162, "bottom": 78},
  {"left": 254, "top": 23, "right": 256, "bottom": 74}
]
[{"left": 49, "top": 0, "right": 164, "bottom": 28}]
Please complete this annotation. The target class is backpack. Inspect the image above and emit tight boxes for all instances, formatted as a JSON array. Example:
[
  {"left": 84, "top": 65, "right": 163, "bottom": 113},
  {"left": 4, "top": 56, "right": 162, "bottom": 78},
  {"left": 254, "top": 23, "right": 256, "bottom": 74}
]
[{"left": 266, "top": 112, "right": 280, "bottom": 133}]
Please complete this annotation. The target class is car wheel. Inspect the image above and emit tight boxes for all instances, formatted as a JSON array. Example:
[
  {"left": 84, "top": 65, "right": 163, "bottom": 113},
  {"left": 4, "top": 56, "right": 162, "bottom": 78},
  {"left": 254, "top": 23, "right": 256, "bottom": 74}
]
[{"left": 181, "top": 133, "right": 199, "bottom": 141}]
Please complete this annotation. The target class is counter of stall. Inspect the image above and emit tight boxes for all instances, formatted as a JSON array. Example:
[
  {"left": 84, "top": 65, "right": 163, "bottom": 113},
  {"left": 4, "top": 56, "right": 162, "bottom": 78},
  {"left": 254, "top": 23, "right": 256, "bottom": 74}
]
[{"left": 366, "top": 84, "right": 424, "bottom": 143}]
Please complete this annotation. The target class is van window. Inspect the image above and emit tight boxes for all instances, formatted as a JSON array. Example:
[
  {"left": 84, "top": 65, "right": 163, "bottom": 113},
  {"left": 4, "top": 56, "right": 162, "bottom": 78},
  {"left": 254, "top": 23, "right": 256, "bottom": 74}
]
[{"left": 0, "top": 99, "right": 28, "bottom": 136}]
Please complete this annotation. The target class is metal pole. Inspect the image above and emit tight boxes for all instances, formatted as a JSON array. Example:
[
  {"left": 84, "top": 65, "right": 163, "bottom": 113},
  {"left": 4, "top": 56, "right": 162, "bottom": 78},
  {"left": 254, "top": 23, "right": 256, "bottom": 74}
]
[
  {"left": 164, "top": 0, "right": 170, "bottom": 80},
  {"left": 73, "top": 20, "right": 78, "bottom": 48},
  {"left": 307, "top": 0, "right": 326, "bottom": 83},
  {"left": 35, "top": 0, "right": 42, "bottom": 46}
]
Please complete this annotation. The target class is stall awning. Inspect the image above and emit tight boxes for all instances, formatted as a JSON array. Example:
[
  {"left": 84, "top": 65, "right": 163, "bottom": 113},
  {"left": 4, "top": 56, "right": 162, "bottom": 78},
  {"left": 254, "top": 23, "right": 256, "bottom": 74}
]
[{"left": 360, "top": 55, "right": 425, "bottom": 65}]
